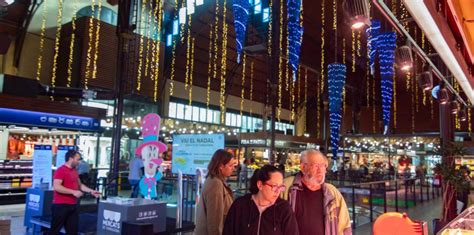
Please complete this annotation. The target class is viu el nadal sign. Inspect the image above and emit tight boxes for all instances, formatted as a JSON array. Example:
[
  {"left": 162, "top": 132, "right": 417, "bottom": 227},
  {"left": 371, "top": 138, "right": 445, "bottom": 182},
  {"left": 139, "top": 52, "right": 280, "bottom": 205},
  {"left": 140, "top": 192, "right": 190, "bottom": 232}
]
[{"left": 0, "top": 108, "right": 100, "bottom": 131}]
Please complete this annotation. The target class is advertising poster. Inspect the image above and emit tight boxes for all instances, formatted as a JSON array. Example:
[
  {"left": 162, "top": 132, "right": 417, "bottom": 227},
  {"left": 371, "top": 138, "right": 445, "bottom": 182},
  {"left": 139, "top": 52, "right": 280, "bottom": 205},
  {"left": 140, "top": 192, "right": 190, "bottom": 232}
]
[
  {"left": 172, "top": 134, "right": 225, "bottom": 175},
  {"left": 56, "top": 145, "right": 77, "bottom": 167},
  {"left": 32, "top": 145, "right": 53, "bottom": 188}
]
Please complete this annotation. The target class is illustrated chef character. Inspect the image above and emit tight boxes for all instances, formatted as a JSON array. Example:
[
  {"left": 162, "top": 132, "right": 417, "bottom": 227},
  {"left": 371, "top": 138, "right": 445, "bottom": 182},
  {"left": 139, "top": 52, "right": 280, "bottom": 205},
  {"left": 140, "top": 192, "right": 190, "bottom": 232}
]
[{"left": 135, "top": 113, "right": 167, "bottom": 199}]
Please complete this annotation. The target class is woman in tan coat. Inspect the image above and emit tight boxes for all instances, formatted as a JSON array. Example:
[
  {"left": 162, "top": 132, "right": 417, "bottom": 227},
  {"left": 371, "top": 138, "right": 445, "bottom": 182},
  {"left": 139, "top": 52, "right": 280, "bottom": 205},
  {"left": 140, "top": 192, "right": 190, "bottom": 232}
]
[{"left": 195, "top": 149, "right": 237, "bottom": 235}]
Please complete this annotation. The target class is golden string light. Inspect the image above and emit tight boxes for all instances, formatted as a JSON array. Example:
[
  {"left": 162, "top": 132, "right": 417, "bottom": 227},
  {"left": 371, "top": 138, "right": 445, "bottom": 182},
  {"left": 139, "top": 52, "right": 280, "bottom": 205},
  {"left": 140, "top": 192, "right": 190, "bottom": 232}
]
[
  {"left": 332, "top": 0, "right": 336, "bottom": 30},
  {"left": 469, "top": 108, "right": 472, "bottom": 133},
  {"left": 180, "top": 0, "right": 185, "bottom": 43},
  {"left": 342, "top": 87, "right": 346, "bottom": 117},
  {"left": 277, "top": 0, "right": 284, "bottom": 121},
  {"left": 342, "top": 37, "right": 346, "bottom": 64},
  {"left": 219, "top": 0, "right": 229, "bottom": 123},
  {"left": 305, "top": 68, "right": 309, "bottom": 134},
  {"left": 66, "top": 0, "right": 77, "bottom": 87},
  {"left": 297, "top": 65, "right": 301, "bottom": 104},
  {"left": 35, "top": 2, "right": 47, "bottom": 82},
  {"left": 153, "top": 0, "right": 164, "bottom": 102},
  {"left": 207, "top": 24, "right": 213, "bottom": 108},
  {"left": 393, "top": 73, "right": 397, "bottom": 128},
  {"left": 136, "top": 0, "right": 147, "bottom": 92},
  {"left": 51, "top": 0, "right": 64, "bottom": 92},
  {"left": 430, "top": 93, "right": 434, "bottom": 119},
  {"left": 411, "top": 70, "right": 415, "bottom": 132},
  {"left": 91, "top": 0, "right": 102, "bottom": 80},
  {"left": 406, "top": 72, "right": 411, "bottom": 90},
  {"left": 372, "top": 72, "right": 376, "bottom": 133},
  {"left": 291, "top": 80, "right": 295, "bottom": 122},
  {"left": 414, "top": 29, "right": 418, "bottom": 112},
  {"left": 356, "top": 31, "right": 361, "bottom": 57},
  {"left": 212, "top": 0, "right": 221, "bottom": 83},
  {"left": 351, "top": 30, "right": 356, "bottom": 72},
  {"left": 267, "top": 0, "right": 272, "bottom": 56},
  {"left": 250, "top": 61, "right": 254, "bottom": 116},
  {"left": 415, "top": 74, "right": 419, "bottom": 112},
  {"left": 189, "top": 37, "right": 195, "bottom": 105},
  {"left": 169, "top": 39, "right": 177, "bottom": 96},
  {"left": 185, "top": 15, "right": 192, "bottom": 90},
  {"left": 366, "top": 58, "right": 370, "bottom": 107},
  {"left": 240, "top": 53, "right": 246, "bottom": 116},
  {"left": 320, "top": 0, "right": 325, "bottom": 94},
  {"left": 144, "top": 0, "right": 154, "bottom": 77},
  {"left": 285, "top": 19, "right": 290, "bottom": 92},
  {"left": 84, "top": 0, "right": 96, "bottom": 88}
]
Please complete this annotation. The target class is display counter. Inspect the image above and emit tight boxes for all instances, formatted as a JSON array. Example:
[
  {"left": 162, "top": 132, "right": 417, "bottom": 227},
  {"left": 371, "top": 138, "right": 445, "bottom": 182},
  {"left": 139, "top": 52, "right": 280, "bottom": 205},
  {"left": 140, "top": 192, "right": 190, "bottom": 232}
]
[{"left": 438, "top": 206, "right": 474, "bottom": 235}]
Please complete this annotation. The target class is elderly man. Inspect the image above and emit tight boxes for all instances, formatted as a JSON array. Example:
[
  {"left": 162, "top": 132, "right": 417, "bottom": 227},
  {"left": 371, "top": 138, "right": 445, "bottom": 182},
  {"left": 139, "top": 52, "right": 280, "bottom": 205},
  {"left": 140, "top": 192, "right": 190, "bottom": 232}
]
[{"left": 282, "top": 149, "right": 352, "bottom": 235}]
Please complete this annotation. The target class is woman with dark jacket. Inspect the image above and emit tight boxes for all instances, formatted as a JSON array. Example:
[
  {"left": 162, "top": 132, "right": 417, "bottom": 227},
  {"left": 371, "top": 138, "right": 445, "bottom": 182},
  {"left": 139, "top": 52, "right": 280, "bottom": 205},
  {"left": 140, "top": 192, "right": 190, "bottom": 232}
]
[{"left": 223, "top": 165, "right": 299, "bottom": 235}]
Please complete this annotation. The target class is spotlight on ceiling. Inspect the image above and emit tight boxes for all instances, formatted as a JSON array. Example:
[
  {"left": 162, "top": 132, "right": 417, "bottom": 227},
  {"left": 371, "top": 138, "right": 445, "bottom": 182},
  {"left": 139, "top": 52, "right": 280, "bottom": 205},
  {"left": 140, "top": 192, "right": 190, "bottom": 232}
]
[
  {"left": 343, "top": 0, "right": 371, "bottom": 30},
  {"left": 437, "top": 87, "right": 449, "bottom": 105},
  {"left": 396, "top": 45, "right": 413, "bottom": 72},
  {"left": 459, "top": 107, "right": 467, "bottom": 121},
  {"left": 418, "top": 70, "right": 433, "bottom": 91},
  {"left": 451, "top": 99, "right": 460, "bottom": 114}
]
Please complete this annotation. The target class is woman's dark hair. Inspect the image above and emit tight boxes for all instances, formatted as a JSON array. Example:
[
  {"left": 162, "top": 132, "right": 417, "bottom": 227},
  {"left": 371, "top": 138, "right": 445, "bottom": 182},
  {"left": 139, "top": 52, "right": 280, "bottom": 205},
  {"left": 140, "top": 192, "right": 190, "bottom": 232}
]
[
  {"left": 207, "top": 149, "right": 233, "bottom": 178},
  {"left": 249, "top": 165, "right": 282, "bottom": 194},
  {"left": 65, "top": 150, "right": 80, "bottom": 163}
]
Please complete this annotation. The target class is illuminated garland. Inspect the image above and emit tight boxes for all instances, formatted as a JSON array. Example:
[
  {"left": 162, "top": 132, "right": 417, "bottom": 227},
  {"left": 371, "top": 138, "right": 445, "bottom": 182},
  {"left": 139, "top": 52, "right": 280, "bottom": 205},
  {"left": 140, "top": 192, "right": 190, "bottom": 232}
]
[
  {"left": 297, "top": 65, "right": 301, "bottom": 105},
  {"left": 287, "top": 0, "right": 303, "bottom": 81},
  {"left": 250, "top": 61, "right": 254, "bottom": 116},
  {"left": 91, "top": 0, "right": 102, "bottom": 80},
  {"left": 366, "top": 50, "right": 370, "bottom": 107},
  {"left": 373, "top": 68, "right": 376, "bottom": 133},
  {"left": 411, "top": 69, "right": 415, "bottom": 132},
  {"left": 393, "top": 70, "right": 397, "bottom": 128},
  {"left": 469, "top": 108, "right": 472, "bottom": 133},
  {"left": 35, "top": 2, "right": 47, "bottom": 81},
  {"left": 240, "top": 53, "right": 246, "bottom": 115},
  {"left": 153, "top": 0, "right": 163, "bottom": 102},
  {"left": 378, "top": 32, "right": 397, "bottom": 134},
  {"left": 366, "top": 20, "right": 380, "bottom": 75},
  {"left": 414, "top": 29, "right": 418, "bottom": 112},
  {"left": 84, "top": 0, "right": 96, "bottom": 88},
  {"left": 277, "top": 0, "right": 284, "bottom": 120},
  {"left": 342, "top": 37, "right": 346, "bottom": 64},
  {"left": 430, "top": 92, "right": 434, "bottom": 119},
  {"left": 136, "top": 0, "right": 147, "bottom": 92},
  {"left": 406, "top": 72, "right": 411, "bottom": 90},
  {"left": 305, "top": 68, "right": 308, "bottom": 134},
  {"left": 328, "top": 63, "right": 346, "bottom": 159},
  {"left": 267, "top": 0, "right": 272, "bottom": 56},
  {"left": 51, "top": 0, "right": 64, "bottom": 91},
  {"left": 66, "top": 0, "right": 77, "bottom": 87},
  {"left": 220, "top": 0, "right": 229, "bottom": 123},
  {"left": 320, "top": 0, "right": 325, "bottom": 94},
  {"left": 180, "top": 0, "right": 185, "bottom": 43},
  {"left": 212, "top": 0, "right": 221, "bottom": 85},
  {"left": 207, "top": 24, "right": 213, "bottom": 108},
  {"left": 169, "top": 35, "right": 177, "bottom": 96},
  {"left": 232, "top": 0, "right": 251, "bottom": 63},
  {"left": 351, "top": 30, "right": 356, "bottom": 72},
  {"left": 357, "top": 31, "right": 361, "bottom": 57},
  {"left": 189, "top": 37, "right": 195, "bottom": 105},
  {"left": 185, "top": 15, "right": 192, "bottom": 90},
  {"left": 291, "top": 80, "right": 295, "bottom": 121},
  {"left": 145, "top": 0, "right": 154, "bottom": 77}
]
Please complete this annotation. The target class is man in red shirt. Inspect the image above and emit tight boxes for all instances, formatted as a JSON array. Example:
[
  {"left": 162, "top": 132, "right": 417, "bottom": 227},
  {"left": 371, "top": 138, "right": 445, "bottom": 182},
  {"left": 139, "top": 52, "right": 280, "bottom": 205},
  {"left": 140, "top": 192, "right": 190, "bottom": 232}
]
[{"left": 50, "top": 150, "right": 100, "bottom": 235}]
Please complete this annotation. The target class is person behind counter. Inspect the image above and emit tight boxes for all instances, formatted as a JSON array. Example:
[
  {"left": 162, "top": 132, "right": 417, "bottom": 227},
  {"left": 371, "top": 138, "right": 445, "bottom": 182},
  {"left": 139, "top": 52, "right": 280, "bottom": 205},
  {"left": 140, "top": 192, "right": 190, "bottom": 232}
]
[
  {"left": 195, "top": 149, "right": 237, "bottom": 235},
  {"left": 223, "top": 165, "right": 299, "bottom": 235},
  {"left": 49, "top": 150, "right": 101, "bottom": 235}
]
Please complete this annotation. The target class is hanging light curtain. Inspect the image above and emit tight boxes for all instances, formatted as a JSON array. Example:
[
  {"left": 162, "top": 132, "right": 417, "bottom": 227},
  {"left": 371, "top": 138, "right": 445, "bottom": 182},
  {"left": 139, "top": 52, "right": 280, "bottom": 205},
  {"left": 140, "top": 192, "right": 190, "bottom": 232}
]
[
  {"left": 328, "top": 63, "right": 347, "bottom": 160},
  {"left": 232, "top": 0, "right": 251, "bottom": 63},
  {"left": 287, "top": 0, "right": 304, "bottom": 81},
  {"left": 378, "top": 32, "right": 397, "bottom": 134},
  {"left": 366, "top": 20, "right": 380, "bottom": 75}
]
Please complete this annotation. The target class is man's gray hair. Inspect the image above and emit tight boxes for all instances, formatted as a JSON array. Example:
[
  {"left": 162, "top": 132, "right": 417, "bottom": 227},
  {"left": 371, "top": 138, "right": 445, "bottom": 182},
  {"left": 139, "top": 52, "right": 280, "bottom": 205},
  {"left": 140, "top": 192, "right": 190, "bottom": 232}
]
[{"left": 299, "top": 149, "right": 328, "bottom": 165}]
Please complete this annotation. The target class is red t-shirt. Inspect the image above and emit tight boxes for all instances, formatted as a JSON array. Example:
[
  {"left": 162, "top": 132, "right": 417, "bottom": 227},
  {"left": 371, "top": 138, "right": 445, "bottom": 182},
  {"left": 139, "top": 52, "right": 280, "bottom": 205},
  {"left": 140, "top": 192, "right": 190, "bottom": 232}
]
[{"left": 53, "top": 165, "right": 79, "bottom": 204}]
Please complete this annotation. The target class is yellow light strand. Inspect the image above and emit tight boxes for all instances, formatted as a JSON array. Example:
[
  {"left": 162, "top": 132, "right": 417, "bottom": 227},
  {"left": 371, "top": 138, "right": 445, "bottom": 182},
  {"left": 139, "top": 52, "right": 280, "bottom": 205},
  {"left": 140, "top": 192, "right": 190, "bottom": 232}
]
[
  {"left": 35, "top": 3, "right": 47, "bottom": 82},
  {"left": 84, "top": 0, "right": 96, "bottom": 88},
  {"left": 267, "top": 0, "right": 272, "bottom": 56},
  {"left": 297, "top": 65, "right": 301, "bottom": 104},
  {"left": 352, "top": 30, "right": 356, "bottom": 72},
  {"left": 373, "top": 72, "right": 376, "bottom": 133},
  {"left": 342, "top": 87, "right": 346, "bottom": 117},
  {"left": 240, "top": 53, "right": 246, "bottom": 116},
  {"left": 220, "top": 0, "right": 229, "bottom": 123},
  {"left": 206, "top": 24, "right": 213, "bottom": 108},
  {"left": 394, "top": 74, "right": 397, "bottom": 128},
  {"left": 357, "top": 31, "right": 361, "bottom": 57},
  {"left": 136, "top": 0, "right": 147, "bottom": 92},
  {"left": 305, "top": 69, "right": 308, "bottom": 134},
  {"left": 411, "top": 71, "right": 415, "bottom": 133},
  {"left": 180, "top": 0, "right": 185, "bottom": 43},
  {"left": 144, "top": 0, "right": 154, "bottom": 77},
  {"left": 430, "top": 94, "right": 434, "bottom": 119},
  {"left": 153, "top": 0, "right": 163, "bottom": 102},
  {"left": 342, "top": 37, "right": 346, "bottom": 65},
  {"left": 406, "top": 72, "right": 411, "bottom": 90},
  {"left": 185, "top": 15, "right": 192, "bottom": 90},
  {"left": 51, "top": 0, "right": 64, "bottom": 92},
  {"left": 320, "top": 0, "right": 325, "bottom": 94},
  {"left": 189, "top": 37, "right": 195, "bottom": 105},
  {"left": 212, "top": 0, "right": 220, "bottom": 83},
  {"left": 91, "top": 0, "right": 102, "bottom": 80},
  {"left": 469, "top": 109, "right": 472, "bottom": 133},
  {"left": 250, "top": 61, "right": 254, "bottom": 116},
  {"left": 169, "top": 39, "right": 177, "bottom": 96},
  {"left": 415, "top": 73, "right": 419, "bottom": 112},
  {"left": 277, "top": 0, "right": 284, "bottom": 121},
  {"left": 366, "top": 57, "right": 370, "bottom": 107},
  {"left": 66, "top": 0, "right": 77, "bottom": 88},
  {"left": 291, "top": 80, "right": 295, "bottom": 122},
  {"left": 285, "top": 14, "right": 290, "bottom": 92}
]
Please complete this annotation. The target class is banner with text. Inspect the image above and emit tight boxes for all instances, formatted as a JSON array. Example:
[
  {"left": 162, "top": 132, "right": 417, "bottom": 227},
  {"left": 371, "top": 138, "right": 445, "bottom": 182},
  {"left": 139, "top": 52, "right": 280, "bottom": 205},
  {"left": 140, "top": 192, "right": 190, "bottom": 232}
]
[{"left": 32, "top": 145, "right": 53, "bottom": 188}]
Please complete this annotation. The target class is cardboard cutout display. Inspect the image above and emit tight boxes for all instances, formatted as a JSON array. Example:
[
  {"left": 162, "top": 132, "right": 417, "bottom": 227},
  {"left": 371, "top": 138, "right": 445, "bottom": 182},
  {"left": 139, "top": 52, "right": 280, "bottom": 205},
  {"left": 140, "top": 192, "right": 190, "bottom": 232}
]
[{"left": 135, "top": 114, "right": 167, "bottom": 199}]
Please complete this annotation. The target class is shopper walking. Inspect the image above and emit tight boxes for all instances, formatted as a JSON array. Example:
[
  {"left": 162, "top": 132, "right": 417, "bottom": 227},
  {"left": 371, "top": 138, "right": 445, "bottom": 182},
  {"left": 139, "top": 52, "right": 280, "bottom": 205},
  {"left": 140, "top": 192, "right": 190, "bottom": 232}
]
[
  {"left": 223, "top": 165, "right": 299, "bottom": 235},
  {"left": 282, "top": 149, "right": 352, "bottom": 235},
  {"left": 195, "top": 149, "right": 237, "bottom": 235},
  {"left": 50, "top": 150, "right": 100, "bottom": 235},
  {"left": 128, "top": 154, "right": 144, "bottom": 198}
]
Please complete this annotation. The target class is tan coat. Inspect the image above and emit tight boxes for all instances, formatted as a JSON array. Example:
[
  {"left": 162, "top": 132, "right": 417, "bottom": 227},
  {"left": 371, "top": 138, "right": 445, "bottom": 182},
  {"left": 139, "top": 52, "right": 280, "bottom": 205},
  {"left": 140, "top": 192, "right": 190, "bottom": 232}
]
[{"left": 194, "top": 176, "right": 234, "bottom": 235}]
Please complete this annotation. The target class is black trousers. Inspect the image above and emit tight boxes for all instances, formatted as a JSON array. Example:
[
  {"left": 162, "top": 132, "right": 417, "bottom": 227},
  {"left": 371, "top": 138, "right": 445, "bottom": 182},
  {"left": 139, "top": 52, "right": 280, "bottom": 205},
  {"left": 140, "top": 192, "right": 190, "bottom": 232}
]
[{"left": 49, "top": 204, "right": 79, "bottom": 235}]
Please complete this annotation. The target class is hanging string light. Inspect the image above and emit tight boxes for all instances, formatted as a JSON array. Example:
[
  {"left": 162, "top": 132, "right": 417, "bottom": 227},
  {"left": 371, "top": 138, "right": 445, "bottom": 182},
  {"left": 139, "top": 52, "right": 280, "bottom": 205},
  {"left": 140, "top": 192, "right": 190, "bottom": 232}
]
[
  {"left": 91, "top": 0, "right": 102, "bottom": 80},
  {"left": 373, "top": 69, "right": 376, "bottom": 134},
  {"left": 357, "top": 31, "right": 361, "bottom": 57},
  {"left": 342, "top": 37, "right": 346, "bottom": 64},
  {"left": 411, "top": 71, "right": 415, "bottom": 132},
  {"left": 212, "top": 0, "right": 221, "bottom": 84},
  {"left": 328, "top": 63, "right": 347, "bottom": 160},
  {"left": 240, "top": 53, "right": 247, "bottom": 116},
  {"left": 220, "top": 0, "right": 229, "bottom": 123},
  {"left": 185, "top": 15, "right": 192, "bottom": 90},
  {"left": 169, "top": 35, "right": 177, "bottom": 96},
  {"left": 406, "top": 72, "right": 411, "bottom": 90},
  {"left": 277, "top": 0, "right": 284, "bottom": 121},
  {"left": 207, "top": 24, "right": 213, "bottom": 108},
  {"left": 84, "top": 0, "right": 96, "bottom": 88},
  {"left": 250, "top": 61, "right": 254, "bottom": 116},
  {"left": 153, "top": 0, "right": 163, "bottom": 102},
  {"left": 51, "top": 0, "right": 64, "bottom": 92},
  {"left": 35, "top": 2, "right": 47, "bottom": 82},
  {"left": 366, "top": 59, "right": 370, "bottom": 107},
  {"left": 366, "top": 20, "right": 380, "bottom": 75},
  {"left": 189, "top": 37, "right": 195, "bottom": 105},
  {"left": 267, "top": 0, "right": 273, "bottom": 56},
  {"left": 378, "top": 32, "right": 397, "bottom": 134},
  {"left": 291, "top": 79, "right": 296, "bottom": 121},
  {"left": 305, "top": 68, "right": 309, "bottom": 134},
  {"left": 469, "top": 108, "right": 472, "bottom": 133},
  {"left": 144, "top": 0, "right": 154, "bottom": 77},
  {"left": 430, "top": 91, "right": 434, "bottom": 119},
  {"left": 393, "top": 71, "right": 397, "bottom": 128},
  {"left": 66, "top": 0, "right": 78, "bottom": 87},
  {"left": 136, "top": 0, "right": 148, "bottom": 92},
  {"left": 297, "top": 65, "right": 301, "bottom": 105},
  {"left": 352, "top": 30, "right": 356, "bottom": 72},
  {"left": 287, "top": 0, "right": 304, "bottom": 81},
  {"left": 320, "top": 0, "right": 325, "bottom": 94}
]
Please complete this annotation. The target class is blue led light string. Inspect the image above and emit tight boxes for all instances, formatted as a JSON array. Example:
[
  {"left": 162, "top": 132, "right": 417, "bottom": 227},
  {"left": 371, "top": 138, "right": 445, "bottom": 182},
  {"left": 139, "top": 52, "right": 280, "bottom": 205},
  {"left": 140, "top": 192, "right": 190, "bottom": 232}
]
[
  {"left": 328, "top": 63, "right": 346, "bottom": 160},
  {"left": 232, "top": 0, "right": 251, "bottom": 63},
  {"left": 378, "top": 32, "right": 397, "bottom": 134},
  {"left": 366, "top": 20, "right": 380, "bottom": 75},
  {"left": 287, "top": 0, "right": 304, "bottom": 81}
]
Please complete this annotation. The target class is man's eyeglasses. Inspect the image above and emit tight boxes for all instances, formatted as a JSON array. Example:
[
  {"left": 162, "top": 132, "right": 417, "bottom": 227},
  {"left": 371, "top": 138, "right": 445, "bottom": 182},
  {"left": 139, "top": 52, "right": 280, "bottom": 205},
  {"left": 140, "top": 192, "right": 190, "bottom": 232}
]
[
  {"left": 302, "top": 163, "right": 327, "bottom": 169},
  {"left": 264, "top": 183, "right": 286, "bottom": 193}
]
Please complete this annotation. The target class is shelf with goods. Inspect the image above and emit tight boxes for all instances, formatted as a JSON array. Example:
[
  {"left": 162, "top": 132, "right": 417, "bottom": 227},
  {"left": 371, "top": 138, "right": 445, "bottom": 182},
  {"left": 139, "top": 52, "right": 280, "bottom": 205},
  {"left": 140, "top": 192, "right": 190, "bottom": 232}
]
[
  {"left": 455, "top": 156, "right": 474, "bottom": 177},
  {"left": 0, "top": 160, "right": 33, "bottom": 204}
]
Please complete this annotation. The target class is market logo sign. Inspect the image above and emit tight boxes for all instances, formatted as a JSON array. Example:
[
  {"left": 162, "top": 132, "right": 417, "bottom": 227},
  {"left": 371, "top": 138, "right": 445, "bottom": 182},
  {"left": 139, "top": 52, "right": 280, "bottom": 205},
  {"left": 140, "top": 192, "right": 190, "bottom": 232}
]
[
  {"left": 102, "top": 210, "right": 121, "bottom": 232},
  {"left": 27, "top": 194, "right": 40, "bottom": 211}
]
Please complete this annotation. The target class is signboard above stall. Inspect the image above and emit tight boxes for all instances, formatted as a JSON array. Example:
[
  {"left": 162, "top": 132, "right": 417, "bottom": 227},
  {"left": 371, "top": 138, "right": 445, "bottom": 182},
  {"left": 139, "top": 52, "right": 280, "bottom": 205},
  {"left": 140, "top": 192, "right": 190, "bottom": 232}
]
[{"left": 0, "top": 108, "right": 100, "bottom": 131}]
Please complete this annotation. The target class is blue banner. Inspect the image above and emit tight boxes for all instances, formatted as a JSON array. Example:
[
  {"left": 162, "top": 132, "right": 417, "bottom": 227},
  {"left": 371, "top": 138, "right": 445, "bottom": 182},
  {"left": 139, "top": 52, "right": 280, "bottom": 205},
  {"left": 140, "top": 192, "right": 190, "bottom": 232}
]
[{"left": 0, "top": 108, "right": 100, "bottom": 131}]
